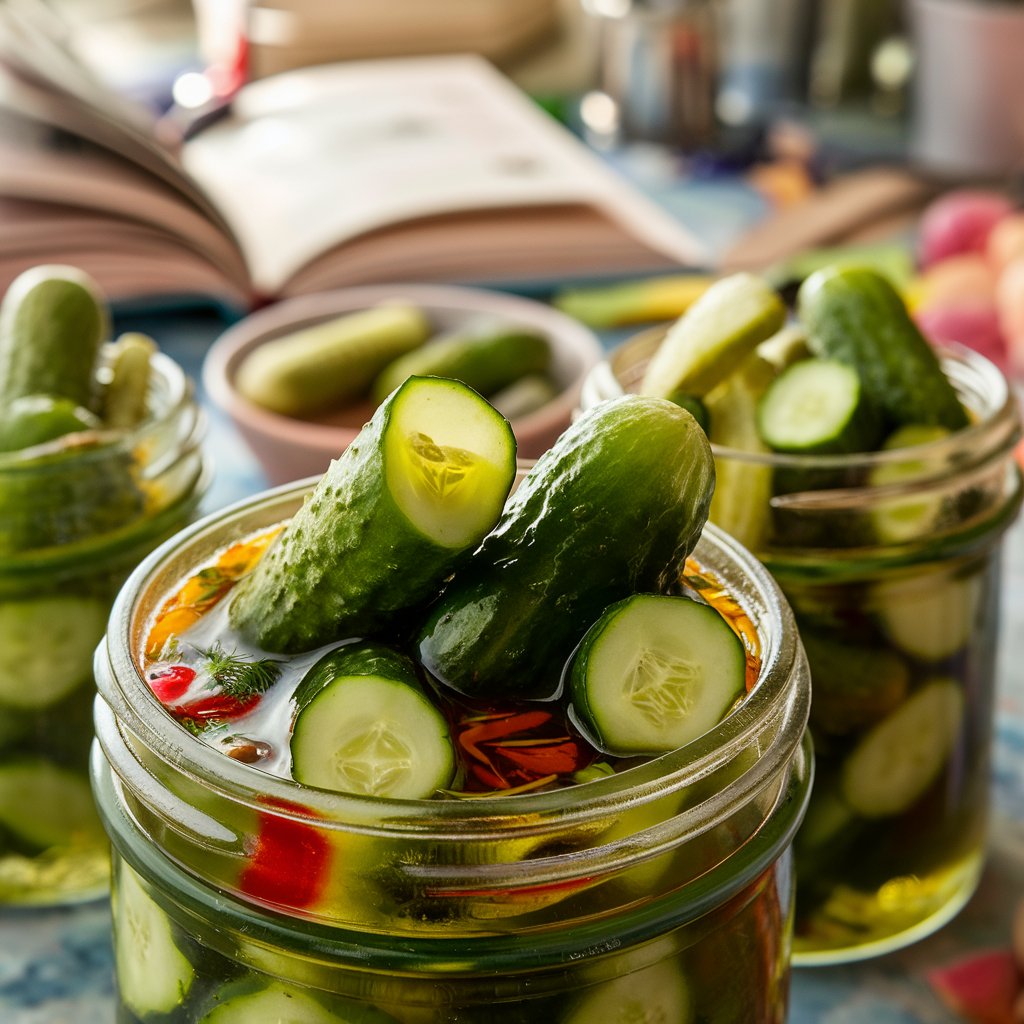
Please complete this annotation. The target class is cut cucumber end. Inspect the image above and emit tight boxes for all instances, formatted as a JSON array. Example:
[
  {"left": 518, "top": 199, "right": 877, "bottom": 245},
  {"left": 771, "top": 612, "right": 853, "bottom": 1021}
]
[
  {"left": 291, "top": 675, "right": 455, "bottom": 799},
  {"left": 570, "top": 595, "right": 746, "bottom": 756},
  {"left": 384, "top": 376, "right": 516, "bottom": 549}
]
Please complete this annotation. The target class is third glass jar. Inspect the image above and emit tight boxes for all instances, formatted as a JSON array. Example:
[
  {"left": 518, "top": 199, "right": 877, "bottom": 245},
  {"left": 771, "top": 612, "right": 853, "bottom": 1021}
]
[{"left": 582, "top": 333, "right": 1023, "bottom": 963}]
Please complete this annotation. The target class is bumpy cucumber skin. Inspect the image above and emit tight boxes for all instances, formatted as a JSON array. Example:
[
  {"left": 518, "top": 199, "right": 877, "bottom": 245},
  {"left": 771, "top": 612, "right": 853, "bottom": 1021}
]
[
  {"left": 229, "top": 378, "right": 516, "bottom": 653},
  {"left": 798, "top": 266, "right": 969, "bottom": 432},
  {"left": 416, "top": 396, "right": 715, "bottom": 700},
  {"left": 0, "top": 266, "right": 108, "bottom": 411},
  {"left": 292, "top": 642, "right": 420, "bottom": 709},
  {"left": 372, "top": 330, "right": 551, "bottom": 404}
]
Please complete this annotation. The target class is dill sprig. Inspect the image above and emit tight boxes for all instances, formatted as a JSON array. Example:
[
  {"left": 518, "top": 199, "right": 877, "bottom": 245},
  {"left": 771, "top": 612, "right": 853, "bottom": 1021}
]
[{"left": 196, "top": 642, "right": 281, "bottom": 699}]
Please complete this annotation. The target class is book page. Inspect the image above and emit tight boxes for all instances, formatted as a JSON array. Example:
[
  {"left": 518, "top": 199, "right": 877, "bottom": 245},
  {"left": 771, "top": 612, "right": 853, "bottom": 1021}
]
[{"left": 183, "top": 54, "right": 707, "bottom": 295}]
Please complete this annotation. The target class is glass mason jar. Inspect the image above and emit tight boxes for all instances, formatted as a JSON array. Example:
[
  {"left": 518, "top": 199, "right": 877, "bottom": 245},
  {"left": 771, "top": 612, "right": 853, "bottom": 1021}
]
[
  {"left": 92, "top": 479, "right": 811, "bottom": 1024},
  {"left": 582, "top": 331, "right": 1023, "bottom": 964},
  {"left": 0, "top": 351, "right": 207, "bottom": 905}
]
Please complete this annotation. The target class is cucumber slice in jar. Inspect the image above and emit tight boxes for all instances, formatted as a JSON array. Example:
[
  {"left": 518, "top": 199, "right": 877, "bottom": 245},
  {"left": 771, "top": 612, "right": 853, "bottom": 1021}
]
[
  {"left": 199, "top": 982, "right": 376, "bottom": 1024},
  {"left": 291, "top": 644, "right": 455, "bottom": 799},
  {"left": 0, "top": 595, "right": 108, "bottom": 709},
  {"left": 840, "top": 678, "right": 965, "bottom": 818},
  {"left": 876, "top": 569, "right": 981, "bottom": 662},
  {"left": 867, "top": 424, "right": 952, "bottom": 545},
  {"left": 562, "top": 958, "right": 692, "bottom": 1024},
  {"left": 569, "top": 595, "right": 746, "bottom": 756},
  {"left": 756, "top": 358, "right": 882, "bottom": 455},
  {"left": 0, "top": 759, "right": 104, "bottom": 849},
  {"left": 114, "top": 862, "right": 194, "bottom": 1018},
  {"left": 229, "top": 376, "right": 517, "bottom": 653}
]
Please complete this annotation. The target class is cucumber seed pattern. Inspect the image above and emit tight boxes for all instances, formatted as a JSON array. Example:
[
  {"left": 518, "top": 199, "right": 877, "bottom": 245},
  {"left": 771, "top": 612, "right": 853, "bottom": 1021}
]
[{"left": 627, "top": 648, "right": 698, "bottom": 724}]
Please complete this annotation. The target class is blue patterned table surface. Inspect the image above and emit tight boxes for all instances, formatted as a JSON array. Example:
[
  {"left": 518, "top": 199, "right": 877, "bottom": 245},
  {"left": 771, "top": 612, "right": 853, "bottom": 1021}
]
[{"left": 1, "top": 305, "right": 1022, "bottom": 1023}]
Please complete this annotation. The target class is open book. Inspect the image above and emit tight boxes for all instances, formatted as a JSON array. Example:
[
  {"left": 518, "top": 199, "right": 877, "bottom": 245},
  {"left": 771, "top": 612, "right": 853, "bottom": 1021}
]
[{"left": 0, "top": 1, "right": 705, "bottom": 311}]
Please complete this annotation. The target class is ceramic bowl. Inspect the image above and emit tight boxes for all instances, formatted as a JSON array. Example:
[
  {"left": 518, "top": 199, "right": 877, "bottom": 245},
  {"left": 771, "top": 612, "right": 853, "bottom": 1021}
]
[{"left": 203, "top": 284, "right": 604, "bottom": 484}]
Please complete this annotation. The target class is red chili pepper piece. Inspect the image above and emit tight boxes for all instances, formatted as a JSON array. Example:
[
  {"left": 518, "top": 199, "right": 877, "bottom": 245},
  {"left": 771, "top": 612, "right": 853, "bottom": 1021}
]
[
  {"left": 239, "top": 798, "right": 331, "bottom": 910},
  {"left": 170, "top": 692, "right": 260, "bottom": 721},
  {"left": 455, "top": 708, "right": 595, "bottom": 792},
  {"left": 147, "top": 665, "right": 196, "bottom": 703}
]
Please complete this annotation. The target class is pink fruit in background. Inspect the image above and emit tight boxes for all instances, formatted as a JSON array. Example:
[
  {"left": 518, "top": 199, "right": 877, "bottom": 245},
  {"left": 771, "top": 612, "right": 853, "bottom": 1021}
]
[
  {"left": 928, "top": 950, "right": 1020, "bottom": 1024},
  {"left": 915, "top": 303, "right": 1007, "bottom": 371},
  {"left": 918, "top": 190, "right": 1015, "bottom": 268},
  {"left": 917, "top": 253, "right": 998, "bottom": 307},
  {"left": 987, "top": 213, "right": 1024, "bottom": 275},
  {"left": 995, "top": 258, "right": 1024, "bottom": 341}
]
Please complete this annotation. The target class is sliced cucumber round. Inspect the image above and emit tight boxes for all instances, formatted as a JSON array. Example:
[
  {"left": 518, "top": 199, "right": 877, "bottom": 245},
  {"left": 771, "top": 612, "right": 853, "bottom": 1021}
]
[
  {"left": 867, "top": 424, "right": 952, "bottom": 545},
  {"left": 114, "top": 861, "right": 194, "bottom": 1018},
  {"left": 0, "top": 759, "right": 104, "bottom": 850},
  {"left": 199, "top": 982, "right": 356, "bottom": 1024},
  {"left": 0, "top": 595, "right": 108, "bottom": 709},
  {"left": 840, "top": 678, "right": 964, "bottom": 818},
  {"left": 291, "top": 646, "right": 454, "bottom": 799},
  {"left": 562, "top": 958, "right": 692, "bottom": 1024},
  {"left": 876, "top": 570, "right": 981, "bottom": 662},
  {"left": 569, "top": 594, "right": 746, "bottom": 756},
  {"left": 756, "top": 357, "right": 881, "bottom": 455}
]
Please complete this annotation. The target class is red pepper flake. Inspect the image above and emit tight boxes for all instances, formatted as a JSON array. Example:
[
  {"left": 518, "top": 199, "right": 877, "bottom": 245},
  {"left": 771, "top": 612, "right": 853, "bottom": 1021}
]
[
  {"left": 147, "top": 665, "right": 196, "bottom": 703},
  {"left": 454, "top": 708, "right": 594, "bottom": 792},
  {"left": 170, "top": 692, "right": 261, "bottom": 721}
]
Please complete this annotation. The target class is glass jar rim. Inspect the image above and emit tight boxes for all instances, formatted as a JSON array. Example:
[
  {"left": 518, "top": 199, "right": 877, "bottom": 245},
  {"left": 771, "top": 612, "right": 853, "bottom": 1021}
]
[
  {"left": 97, "top": 475, "right": 809, "bottom": 837},
  {"left": 590, "top": 330, "right": 1019, "bottom": 471},
  {"left": 0, "top": 350, "right": 190, "bottom": 471}
]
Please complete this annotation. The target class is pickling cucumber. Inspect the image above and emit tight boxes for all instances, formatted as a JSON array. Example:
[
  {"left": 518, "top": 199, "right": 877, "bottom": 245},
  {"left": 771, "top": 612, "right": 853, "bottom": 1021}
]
[
  {"left": 371, "top": 328, "right": 551, "bottom": 403},
  {"left": 867, "top": 424, "right": 951, "bottom": 545},
  {"left": 797, "top": 266, "right": 969, "bottom": 432},
  {"left": 800, "top": 628, "right": 910, "bottom": 736},
  {"left": 0, "top": 394, "right": 100, "bottom": 453},
  {"left": 664, "top": 390, "right": 710, "bottom": 433},
  {"left": 561, "top": 958, "right": 692, "bottom": 1024},
  {"left": 235, "top": 304, "right": 431, "bottom": 416},
  {"left": 840, "top": 678, "right": 964, "bottom": 818},
  {"left": 0, "top": 265, "right": 108, "bottom": 411},
  {"left": 100, "top": 332, "right": 156, "bottom": 429},
  {"left": 488, "top": 373, "right": 560, "bottom": 419},
  {"left": 703, "top": 353, "right": 774, "bottom": 551},
  {"left": 0, "top": 595, "right": 108, "bottom": 709},
  {"left": 0, "top": 759, "right": 104, "bottom": 850},
  {"left": 876, "top": 569, "right": 981, "bottom": 662},
  {"left": 568, "top": 594, "right": 746, "bottom": 756},
  {"left": 229, "top": 376, "right": 517, "bottom": 653},
  {"left": 290, "top": 643, "right": 455, "bottom": 799},
  {"left": 639, "top": 272, "right": 786, "bottom": 399},
  {"left": 114, "top": 861, "right": 194, "bottom": 1019},
  {"left": 756, "top": 358, "right": 882, "bottom": 455},
  {"left": 416, "top": 395, "right": 715, "bottom": 700}
]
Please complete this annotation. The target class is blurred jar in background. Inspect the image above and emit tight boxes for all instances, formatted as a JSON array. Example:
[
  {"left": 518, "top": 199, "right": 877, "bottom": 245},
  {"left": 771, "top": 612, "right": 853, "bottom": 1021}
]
[{"left": 579, "top": 0, "right": 719, "bottom": 148}]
